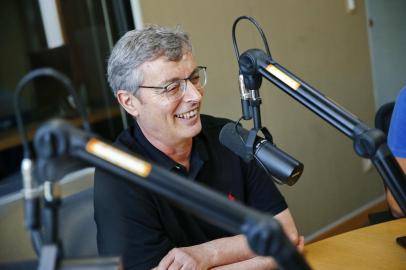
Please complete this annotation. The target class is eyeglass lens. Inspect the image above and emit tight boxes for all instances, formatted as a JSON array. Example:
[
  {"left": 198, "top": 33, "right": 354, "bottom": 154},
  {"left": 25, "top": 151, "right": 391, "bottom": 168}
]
[{"left": 166, "top": 67, "right": 206, "bottom": 100}]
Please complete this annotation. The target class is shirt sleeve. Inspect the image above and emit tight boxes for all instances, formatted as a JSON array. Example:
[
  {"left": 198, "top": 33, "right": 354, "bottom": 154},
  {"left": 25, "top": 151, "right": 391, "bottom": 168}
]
[
  {"left": 388, "top": 87, "right": 406, "bottom": 158},
  {"left": 243, "top": 159, "right": 288, "bottom": 215},
  {"left": 94, "top": 168, "right": 173, "bottom": 270}
]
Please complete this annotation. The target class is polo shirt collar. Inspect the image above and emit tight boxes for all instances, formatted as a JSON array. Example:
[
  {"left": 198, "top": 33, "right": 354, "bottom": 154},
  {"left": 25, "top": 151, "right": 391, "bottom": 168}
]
[{"left": 120, "top": 120, "right": 208, "bottom": 178}]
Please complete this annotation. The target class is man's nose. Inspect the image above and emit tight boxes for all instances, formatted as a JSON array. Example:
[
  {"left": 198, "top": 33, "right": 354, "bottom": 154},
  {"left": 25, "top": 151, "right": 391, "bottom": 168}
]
[{"left": 184, "top": 81, "right": 203, "bottom": 101}]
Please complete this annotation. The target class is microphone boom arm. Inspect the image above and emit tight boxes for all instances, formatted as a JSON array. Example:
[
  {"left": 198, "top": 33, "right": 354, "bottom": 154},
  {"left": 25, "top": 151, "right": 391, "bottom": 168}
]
[
  {"left": 33, "top": 119, "right": 311, "bottom": 270},
  {"left": 239, "top": 48, "right": 406, "bottom": 214}
]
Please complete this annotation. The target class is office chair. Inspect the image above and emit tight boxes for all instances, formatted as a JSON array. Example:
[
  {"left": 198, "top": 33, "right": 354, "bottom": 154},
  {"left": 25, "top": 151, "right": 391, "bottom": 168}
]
[
  {"left": 375, "top": 101, "right": 395, "bottom": 134},
  {"left": 368, "top": 101, "right": 396, "bottom": 225},
  {"left": 59, "top": 187, "right": 98, "bottom": 257},
  {"left": 0, "top": 168, "right": 98, "bottom": 270}
]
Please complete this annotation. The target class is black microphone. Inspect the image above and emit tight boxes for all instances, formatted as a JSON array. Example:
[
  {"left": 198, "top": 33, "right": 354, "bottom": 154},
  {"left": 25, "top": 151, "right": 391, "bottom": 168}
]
[{"left": 219, "top": 123, "right": 303, "bottom": 186}]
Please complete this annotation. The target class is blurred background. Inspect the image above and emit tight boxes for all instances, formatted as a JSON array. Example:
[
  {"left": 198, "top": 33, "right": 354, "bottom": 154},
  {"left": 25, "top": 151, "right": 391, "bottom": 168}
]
[{"left": 0, "top": 0, "right": 405, "bottom": 264}]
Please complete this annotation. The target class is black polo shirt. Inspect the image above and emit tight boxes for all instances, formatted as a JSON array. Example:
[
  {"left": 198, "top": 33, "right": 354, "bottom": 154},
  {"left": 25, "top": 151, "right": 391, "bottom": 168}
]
[{"left": 94, "top": 114, "right": 287, "bottom": 270}]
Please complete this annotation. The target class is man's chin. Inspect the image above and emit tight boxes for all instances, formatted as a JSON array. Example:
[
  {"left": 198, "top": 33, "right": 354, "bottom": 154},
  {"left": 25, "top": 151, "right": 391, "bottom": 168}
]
[
  {"left": 188, "top": 118, "right": 202, "bottom": 136},
  {"left": 181, "top": 118, "right": 202, "bottom": 138}
]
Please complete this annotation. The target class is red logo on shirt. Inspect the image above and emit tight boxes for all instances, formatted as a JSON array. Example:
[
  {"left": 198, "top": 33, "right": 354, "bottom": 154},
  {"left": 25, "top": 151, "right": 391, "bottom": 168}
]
[{"left": 227, "top": 192, "right": 236, "bottom": 201}]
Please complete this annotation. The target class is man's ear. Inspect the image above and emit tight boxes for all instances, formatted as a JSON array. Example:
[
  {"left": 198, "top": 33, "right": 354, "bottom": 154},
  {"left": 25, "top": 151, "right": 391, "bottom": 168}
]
[{"left": 116, "top": 90, "right": 140, "bottom": 117}]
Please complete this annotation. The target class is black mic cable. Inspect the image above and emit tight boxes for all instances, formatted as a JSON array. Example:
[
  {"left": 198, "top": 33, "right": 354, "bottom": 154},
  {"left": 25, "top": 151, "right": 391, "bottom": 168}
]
[
  {"left": 232, "top": 16, "right": 272, "bottom": 63},
  {"left": 14, "top": 68, "right": 91, "bottom": 143}
]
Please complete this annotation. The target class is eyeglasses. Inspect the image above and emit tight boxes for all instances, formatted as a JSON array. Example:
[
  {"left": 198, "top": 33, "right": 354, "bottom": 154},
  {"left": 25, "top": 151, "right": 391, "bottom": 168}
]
[{"left": 139, "top": 66, "right": 207, "bottom": 101}]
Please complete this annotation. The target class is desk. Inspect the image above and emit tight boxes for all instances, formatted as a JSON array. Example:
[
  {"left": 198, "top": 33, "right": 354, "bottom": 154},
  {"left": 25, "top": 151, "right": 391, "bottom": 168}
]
[{"left": 304, "top": 218, "right": 406, "bottom": 269}]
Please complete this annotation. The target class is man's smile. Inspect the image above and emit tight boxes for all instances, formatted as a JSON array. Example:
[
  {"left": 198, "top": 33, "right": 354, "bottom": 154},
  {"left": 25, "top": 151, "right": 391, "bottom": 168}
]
[{"left": 175, "top": 107, "right": 199, "bottom": 119}]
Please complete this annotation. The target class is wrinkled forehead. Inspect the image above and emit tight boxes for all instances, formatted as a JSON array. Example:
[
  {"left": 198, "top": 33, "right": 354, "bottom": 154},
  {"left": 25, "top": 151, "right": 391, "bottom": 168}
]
[{"left": 139, "top": 52, "right": 197, "bottom": 84}]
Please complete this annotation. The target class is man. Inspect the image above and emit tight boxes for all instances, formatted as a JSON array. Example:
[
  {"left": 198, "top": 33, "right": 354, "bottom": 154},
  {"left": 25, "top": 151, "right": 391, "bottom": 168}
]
[
  {"left": 386, "top": 85, "right": 406, "bottom": 217},
  {"left": 94, "top": 25, "right": 303, "bottom": 270}
]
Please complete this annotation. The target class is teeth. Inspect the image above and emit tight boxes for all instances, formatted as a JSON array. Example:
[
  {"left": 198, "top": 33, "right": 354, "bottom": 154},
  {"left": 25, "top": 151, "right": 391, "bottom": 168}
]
[{"left": 176, "top": 109, "right": 198, "bottom": 119}]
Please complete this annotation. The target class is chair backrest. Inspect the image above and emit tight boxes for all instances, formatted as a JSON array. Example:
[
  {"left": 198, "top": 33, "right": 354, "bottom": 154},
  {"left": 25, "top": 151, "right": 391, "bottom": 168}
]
[
  {"left": 59, "top": 187, "right": 98, "bottom": 258},
  {"left": 0, "top": 188, "right": 97, "bottom": 267},
  {"left": 375, "top": 101, "right": 395, "bottom": 135},
  {"left": 0, "top": 168, "right": 97, "bottom": 264}
]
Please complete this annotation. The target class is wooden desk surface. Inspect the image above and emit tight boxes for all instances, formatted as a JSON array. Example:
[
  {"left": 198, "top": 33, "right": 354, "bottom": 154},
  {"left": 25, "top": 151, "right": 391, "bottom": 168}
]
[{"left": 304, "top": 218, "right": 406, "bottom": 270}]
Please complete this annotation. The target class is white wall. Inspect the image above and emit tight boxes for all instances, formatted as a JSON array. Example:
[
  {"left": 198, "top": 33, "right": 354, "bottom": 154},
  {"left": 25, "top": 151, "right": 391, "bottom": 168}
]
[{"left": 365, "top": 0, "right": 406, "bottom": 108}]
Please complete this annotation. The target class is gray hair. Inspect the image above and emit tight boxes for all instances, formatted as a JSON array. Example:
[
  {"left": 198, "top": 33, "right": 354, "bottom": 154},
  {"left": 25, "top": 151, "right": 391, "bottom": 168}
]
[{"left": 107, "top": 25, "right": 192, "bottom": 95}]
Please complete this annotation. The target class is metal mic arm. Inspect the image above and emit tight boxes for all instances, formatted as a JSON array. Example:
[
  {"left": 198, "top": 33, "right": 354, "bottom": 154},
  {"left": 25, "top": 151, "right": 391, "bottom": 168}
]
[
  {"left": 239, "top": 48, "right": 406, "bottom": 214},
  {"left": 33, "top": 119, "right": 311, "bottom": 270}
]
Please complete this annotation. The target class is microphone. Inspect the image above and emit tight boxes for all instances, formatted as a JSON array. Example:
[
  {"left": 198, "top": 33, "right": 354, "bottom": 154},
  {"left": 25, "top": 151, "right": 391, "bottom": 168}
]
[{"left": 219, "top": 123, "right": 303, "bottom": 186}]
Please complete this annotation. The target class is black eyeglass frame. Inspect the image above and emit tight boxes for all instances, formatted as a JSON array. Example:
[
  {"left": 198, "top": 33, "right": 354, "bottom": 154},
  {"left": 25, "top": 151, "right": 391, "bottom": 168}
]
[{"left": 138, "top": 66, "right": 207, "bottom": 92}]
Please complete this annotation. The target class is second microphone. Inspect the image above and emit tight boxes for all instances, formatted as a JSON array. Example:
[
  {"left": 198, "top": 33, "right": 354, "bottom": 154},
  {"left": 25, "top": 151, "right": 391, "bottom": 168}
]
[{"left": 219, "top": 123, "right": 304, "bottom": 186}]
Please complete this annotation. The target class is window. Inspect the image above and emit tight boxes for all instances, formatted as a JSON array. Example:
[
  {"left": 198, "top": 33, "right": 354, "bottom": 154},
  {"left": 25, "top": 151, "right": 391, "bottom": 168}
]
[{"left": 0, "top": 0, "right": 135, "bottom": 180}]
